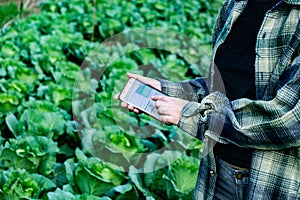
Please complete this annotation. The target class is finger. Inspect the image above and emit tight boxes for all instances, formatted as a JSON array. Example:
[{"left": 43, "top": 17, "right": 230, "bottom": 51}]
[
  {"left": 113, "top": 93, "right": 120, "bottom": 100},
  {"left": 121, "top": 102, "right": 129, "bottom": 108},
  {"left": 128, "top": 72, "right": 158, "bottom": 85},
  {"left": 128, "top": 104, "right": 135, "bottom": 110},
  {"left": 155, "top": 99, "right": 163, "bottom": 108},
  {"left": 157, "top": 106, "right": 169, "bottom": 115},
  {"left": 127, "top": 72, "right": 144, "bottom": 80},
  {"left": 159, "top": 115, "right": 175, "bottom": 125},
  {"left": 129, "top": 73, "right": 150, "bottom": 84},
  {"left": 127, "top": 73, "right": 147, "bottom": 84},
  {"left": 127, "top": 72, "right": 162, "bottom": 91},
  {"left": 133, "top": 108, "right": 140, "bottom": 114},
  {"left": 152, "top": 95, "right": 169, "bottom": 102}
]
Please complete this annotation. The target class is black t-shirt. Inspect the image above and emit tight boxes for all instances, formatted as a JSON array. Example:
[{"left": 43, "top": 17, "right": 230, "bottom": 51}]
[{"left": 214, "top": 0, "right": 280, "bottom": 168}]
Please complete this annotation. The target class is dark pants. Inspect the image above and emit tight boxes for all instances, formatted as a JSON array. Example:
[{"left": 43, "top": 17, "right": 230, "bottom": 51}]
[{"left": 213, "top": 158, "right": 250, "bottom": 200}]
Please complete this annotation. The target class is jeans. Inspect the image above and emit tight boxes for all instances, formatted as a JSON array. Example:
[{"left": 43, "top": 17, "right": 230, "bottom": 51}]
[{"left": 213, "top": 158, "right": 250, "bottom": 200}]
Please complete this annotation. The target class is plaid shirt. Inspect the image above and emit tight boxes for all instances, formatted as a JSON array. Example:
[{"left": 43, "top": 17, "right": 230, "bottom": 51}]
[{"left": 160, "top": 0, "right": 300, "bottom": 199}]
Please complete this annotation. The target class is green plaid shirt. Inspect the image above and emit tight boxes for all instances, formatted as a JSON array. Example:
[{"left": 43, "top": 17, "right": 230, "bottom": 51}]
[{"left": 160, "top": 0, "right": 300, "bottom": 199}]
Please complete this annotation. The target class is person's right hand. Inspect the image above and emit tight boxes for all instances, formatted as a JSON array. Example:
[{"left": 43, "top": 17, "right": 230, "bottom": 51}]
[{"left": 113, "top": 72, "right": 162, "bottom": 113}]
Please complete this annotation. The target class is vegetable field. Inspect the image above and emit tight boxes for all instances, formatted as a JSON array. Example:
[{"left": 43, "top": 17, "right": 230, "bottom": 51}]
[{"left": 0, "top": 0, "right": 222, "bottom": 199}]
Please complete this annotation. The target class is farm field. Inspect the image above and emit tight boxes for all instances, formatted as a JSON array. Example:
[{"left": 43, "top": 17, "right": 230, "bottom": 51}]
[{"left": 0, "top": 0, "right": 222, "bottom": 199}]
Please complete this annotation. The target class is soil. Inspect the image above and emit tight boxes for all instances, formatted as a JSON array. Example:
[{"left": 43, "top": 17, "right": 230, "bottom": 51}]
[{"left": 0, "top": 0, "right": 41, "bottom": 13}]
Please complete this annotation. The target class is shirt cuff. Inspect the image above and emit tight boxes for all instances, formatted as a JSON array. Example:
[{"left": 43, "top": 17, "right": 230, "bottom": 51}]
[
  {"left": 178, "top": 101, "right": 211, "bottom": 140},
  {"left": 159, "top": 79, "right": 198, "bottom": 101}
]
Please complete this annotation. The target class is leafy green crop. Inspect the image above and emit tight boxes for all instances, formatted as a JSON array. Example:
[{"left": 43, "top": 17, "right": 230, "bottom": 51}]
[
  {"left": 129, "top": 151, "right": 200, "bottom": 199},
  {"left": 16, "top": 100, "right": 66, "bottom": 139},
  {"left": 0, "top": 168, "right": 55, "bottom": 200},
  {"left": 0, "top": 135, "right": 59, "bottom": 175},
  {"left": 0, "top": 0, "right": 222, "bottom": 199},
  {"left": 74, "top": 149, "right": 126, "bottom": 195}
]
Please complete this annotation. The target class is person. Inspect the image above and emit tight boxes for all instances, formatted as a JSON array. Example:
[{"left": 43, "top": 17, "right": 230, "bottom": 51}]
[{"left": 114, "top": 0, "right": 300, "bottom": 199}]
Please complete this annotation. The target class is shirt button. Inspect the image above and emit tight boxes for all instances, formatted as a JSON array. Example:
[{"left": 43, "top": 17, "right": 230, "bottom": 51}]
[
  {"left": 255, "top": 51, "right": 260, "bottom": 57},
  {"left": 209, "top": 170, "right": 215, "bottom": 176}
]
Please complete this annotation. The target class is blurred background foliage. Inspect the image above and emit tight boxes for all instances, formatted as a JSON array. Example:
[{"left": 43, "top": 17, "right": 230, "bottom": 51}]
[{"left": 0, "top": 0, "right": 222, "bottom": 199}]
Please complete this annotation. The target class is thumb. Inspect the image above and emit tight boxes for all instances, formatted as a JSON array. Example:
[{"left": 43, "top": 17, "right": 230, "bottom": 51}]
[
  {"left": 127, "top": 72, "right": 141, "bottom": 79},
  {"left": 127, "top": 72, "right": 147, "bottom": 83},
  {"left": 113, "top": 93, "right": 120, "bottom": 100}
]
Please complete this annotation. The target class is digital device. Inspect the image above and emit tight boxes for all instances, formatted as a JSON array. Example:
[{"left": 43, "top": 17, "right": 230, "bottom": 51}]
[{"left": 119, "top": 78, "right": 168, "bottom": 120}]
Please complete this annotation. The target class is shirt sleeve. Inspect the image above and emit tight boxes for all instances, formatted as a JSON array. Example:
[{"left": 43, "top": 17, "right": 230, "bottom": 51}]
[
  {"left": 159, "top": 77, "right": 209, "bottom": 102},
  {"left": 178, "top": 56, "right": 300, "bottom": 150}
]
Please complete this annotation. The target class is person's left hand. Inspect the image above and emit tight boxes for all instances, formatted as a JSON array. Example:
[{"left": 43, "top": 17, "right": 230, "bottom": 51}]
[{"left": 152, "top": 96, "right": 189, "bottom": 125}]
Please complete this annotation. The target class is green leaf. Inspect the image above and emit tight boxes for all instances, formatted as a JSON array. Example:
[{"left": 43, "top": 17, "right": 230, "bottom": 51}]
[
  {"left": 53, "top": 163, "right": 68, "bottom": 187},
  {"left": 6, "top": 79, "right": 31, "bottom": 94},
  {"left": 78, "top": 194, "right": 112, "bottom": 200},
  {"left": 73, "top": 68, "right": 98, "bottom": 94},
  {"left": 0, "top": 169, "right": 54, "bottom": 200},
  {"left": 15, "top": 67, "right": 38, "bottom": 86},
  {"left": 64, "top": 158, "right": 76, "bottom": 184},
  {"left": 0, "top": 67, "right": 6, "bottom": 77},
  {"left": 48, "top": 188, "right": 112, "bottom": 200},
  {"left": 47, "top": 188, "right": 76, "bottom": 200},
  {"left": 129, "top": 151, "right": 197, "bottom": 199},
  {"left": 154, "top": 1, "right": 168, "bottom": 10},
  {"left": 99, "top": 19, "right": 123, "bottom": 39},
  {"left": 169, "top": 156, "right": 199, "bottom": 194},
  {"left": 0, "top": 42, "right": 19, "bottom": 58},
  {"left": 106, "top": 182, "right": 139, "bottom": 200},
  {"left": 17, "top": 101, "right": 65, "bottom": 138},
  {"left": 0, "top": 93, "right": 19, "bottom": 113},
  {"left": 31, "top": 173, "right": 56, "bottom": 192},
  {"left": 0, "top": 169, "right": 39, "bottom": 200},
  {"left": 0, "top": 136, "right": 59, "bottom": 175},
  {"left": 74, "top": 149, "right": 126, "bottom": 196},
  {"left": 48, "top": 83, "right": 72, "bottom": 111},
  {"left": 0, "top": 148, "right": 34, "bottom": 171},
  {"left": 5, "top": 114, "right": 18, "bottom": 137},
  {"left": 132, "top": 49, "right": 156, "bottom": 64},
  {"left": 75, "top": 167, "right": 116, "bottom": 196},
  {"left": 128, "top": 166, "right": 153, "bottom": 198},
  {"left": 107, "top": 131, "right": 144, "bottom": 154}
]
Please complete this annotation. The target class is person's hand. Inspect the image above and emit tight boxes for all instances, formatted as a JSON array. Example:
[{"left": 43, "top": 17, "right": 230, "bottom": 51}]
[
  {"left": 113, "top": 72, "right": 162, "bottom": 113},
  {"left": 152, "top": 96, "right": 189, "bottom": 125}
]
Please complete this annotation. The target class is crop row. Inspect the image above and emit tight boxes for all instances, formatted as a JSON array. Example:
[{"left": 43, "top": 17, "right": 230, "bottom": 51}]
[{"left": 0, "top": 0, "right": 221, "bottom": 199}]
